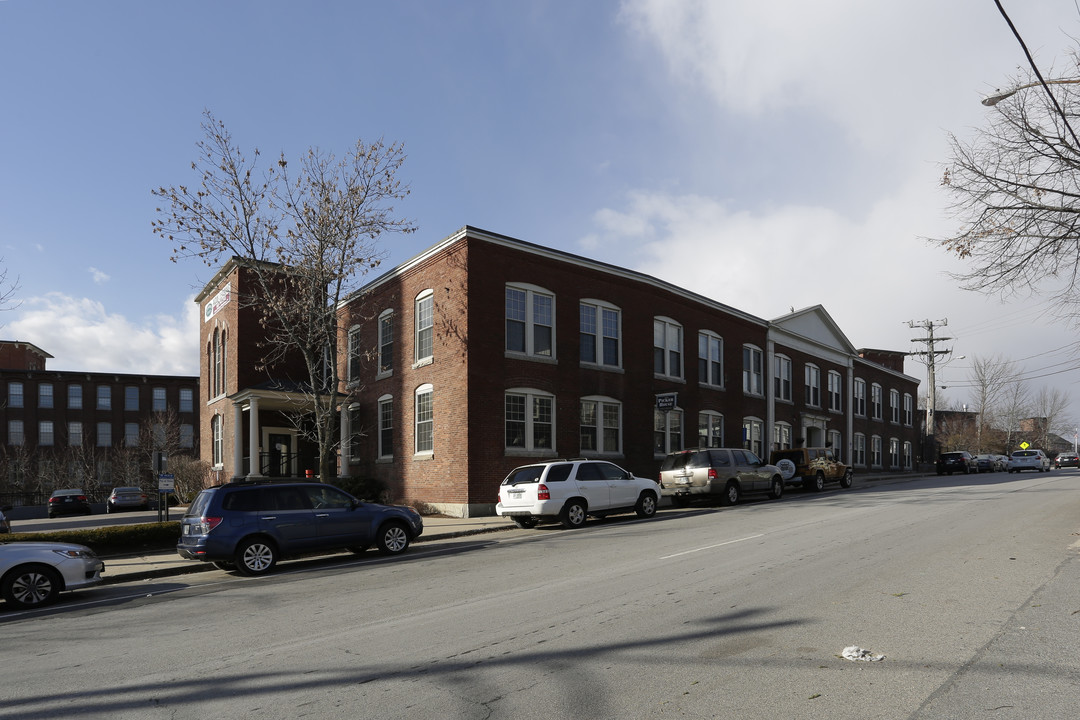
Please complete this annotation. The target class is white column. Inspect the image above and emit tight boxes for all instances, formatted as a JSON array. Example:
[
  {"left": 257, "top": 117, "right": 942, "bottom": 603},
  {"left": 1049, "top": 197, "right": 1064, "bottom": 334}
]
[
  {"left": 248, "top": 396, "right": 260, "bottom": 478},
  {"left": 232, "top": 402, "right": 243, "bottom": 478},
  {"left": 339, "top": 404, "right": 350, "bottom": 472}
]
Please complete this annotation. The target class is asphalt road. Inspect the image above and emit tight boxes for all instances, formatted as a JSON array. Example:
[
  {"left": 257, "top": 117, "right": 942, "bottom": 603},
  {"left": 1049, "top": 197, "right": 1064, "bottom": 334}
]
[{"left": 3, "top": 471, "right": 1079, "bottom": 719}]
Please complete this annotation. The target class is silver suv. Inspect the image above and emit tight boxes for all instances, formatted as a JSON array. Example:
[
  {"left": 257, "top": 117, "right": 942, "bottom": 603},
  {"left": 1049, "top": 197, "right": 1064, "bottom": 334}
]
[
  {"left": 658, "top": 448, "right": 785, "bottom": 506},
  {"left": 495, "top": 459, "right": 660, "bottom": 529}
]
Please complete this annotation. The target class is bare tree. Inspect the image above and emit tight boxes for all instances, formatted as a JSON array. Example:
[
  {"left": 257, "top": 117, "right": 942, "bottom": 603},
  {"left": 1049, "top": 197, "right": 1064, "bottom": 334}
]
[
  {"left": 1032, "top": 386, "right": 1072, "bottom": 449},
  {"left": 152, "top": 111, "right": 416, "bottom": 481},
  {"left": 966, "top": 354, "right": 1017, "bottom": 453},
  {"left": 936, "top": 56, "right": 1080, "bottom": 321},
  {"left": 997, "top": 376, "right": 1032, "bottom": 453}
]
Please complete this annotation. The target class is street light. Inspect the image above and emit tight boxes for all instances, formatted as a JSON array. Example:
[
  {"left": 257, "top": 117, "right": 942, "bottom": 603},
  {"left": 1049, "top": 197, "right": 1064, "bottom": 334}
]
[{"left": 981, "top": 78, "right": 1080, "bottom": 106}]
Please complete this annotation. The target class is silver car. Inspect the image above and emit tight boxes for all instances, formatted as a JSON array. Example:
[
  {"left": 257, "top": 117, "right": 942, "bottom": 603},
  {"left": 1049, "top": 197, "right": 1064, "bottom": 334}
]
[
  {"left": 0, "top": 541, "right": 104, "bottom": 609},
  {"left": 1007, "top": 449, "right": 1051, "bottom": 473},
  {"left": 107, "top": 486, "right": 150, "bottom": 513},
  {"left": 659, "top": 447, "right": 785, "bottom": 506}
]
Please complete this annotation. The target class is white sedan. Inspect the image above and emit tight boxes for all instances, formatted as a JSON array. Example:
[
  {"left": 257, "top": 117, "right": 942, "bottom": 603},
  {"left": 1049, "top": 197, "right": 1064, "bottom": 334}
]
[{"left": 0, "top": 542, "right": 104, "bottom": 609}]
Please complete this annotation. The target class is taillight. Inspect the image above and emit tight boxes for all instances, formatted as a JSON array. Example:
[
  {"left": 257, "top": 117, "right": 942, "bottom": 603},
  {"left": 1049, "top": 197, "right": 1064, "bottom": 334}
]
[
  {"left": 708, "top": 468, "right": 718, "bottom": 480},
  {"left": 195, "top": 516, "right": 223, "bottom": 534},
  {"left": 537, "top": 484, "right": 550, "bottom": 500}
]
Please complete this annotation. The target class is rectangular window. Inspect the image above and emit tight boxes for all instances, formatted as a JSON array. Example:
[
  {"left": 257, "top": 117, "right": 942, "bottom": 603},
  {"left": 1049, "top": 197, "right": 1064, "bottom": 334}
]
[
  {"left": 506, "top": 287, "right": 526, "bottom": 353},
  {"left": 774, "top": 356, "right": 792, "bottom": 401},
  {"left": 872, "top": 436, "right": 883, "bottom": 466},
  {"left": 379, "top": 312, "right": 394, "bottom": 374},
  {"left": 742, "top": 418, "right": 763, "bottom": 456},
  {"left": 871, "top": 384, "right": 883, "bottom": 420},
  {"left": 903, "top": 441, "right": 913, "bottom": 469},
  {"left": 97, "top": 422, "right": 112, "bottom": 447},
  {"left": 579, "top": 302, "right": 621, "bottom": 367},
  {"left": 507, "top": 286, "right": 554, "bottom": 358},
  {"left": 180, "top": 424, "right": 194, "bottom": 449},
  {"left": 68, "top": 384, "right": 82, "bottom": 410},
  {"left": 743, "top": 346, "right": 763, "bottom": 395},
  {"left": 378, "top": 398, "right": 393, "bottom": 458},
  {"left": 69, "top": 421, "right": 83, "bottom": 447},
  {"left": 773, "top": 423, "right": 792, "bottom": 450},
  {"left": 828, "top": 430, "right": 843, "bottom": 462},
  {"left": 125, "top": 423, "right": 139, "bottom": 446},
  {"left": 8, "top": 382, "right": 22, "bottom": 409},
  {"left": 153, "top": 387, "right": 167, "bottom": 412},
  {"left": 415, "top": 294, "right": 434, "bottom": 362},
  {"left": 854, "top": 434, "right": 866, "bottom": 466},
  {"left": 890, "top": 389, "right": 900, "bottom": 423},
  {"left": 39, "top": 383, "right": 53, "bottom": 409},
  {"left": 505, "top": 392, "right": 553, "bottom": 450},
  {"left": 125, "top": 386, "right": 139, "bottom": 412},
  {"left": 179, "top": 388, "right": 193, "bottom": 413},
  {"left": 653, "top": 408, "right": 682, "bottom": 455},
  {"left": 97, "top": 386, "right": 111, "bottom": 411},
  {"left": 890, "top": 437, "right": 900, "bottom": 468},
  {"left": 580, "top": 399, "right": 620, "bottom": 454},
  {"left": 698, "top": 412, "right": 723, "bottom": 448},
  {"left": 653, "top": 319, "right": 683, "bottom": 378},
  {"left": 828, "top": 371, "right": 842, "bottom": 412},
  {"left": 805, "top": 365, "right": 821, "bottom": 407},
  {"left": 8, "top": 420, "right": 23, "bottom": 446},
  {"left": 854, "top": 379, "right": 866, "bottom": 417},
  {"left": 212, "top": 416, "right": 222, "bottom": 466},
  {"left": 903, "top": 394, "right": 913, "bottom": 426},
  {"left": 347, "top": 326, "right": 362, "bottom": 381},
  {"left": 415, "top": 388, "right": 433, "bottom": 453},
  {"left": 39, "top": 421, "right": 54, "bottom": 446},
  {"left": 698, "top": 333, "right": 722, "bottom": 386}
]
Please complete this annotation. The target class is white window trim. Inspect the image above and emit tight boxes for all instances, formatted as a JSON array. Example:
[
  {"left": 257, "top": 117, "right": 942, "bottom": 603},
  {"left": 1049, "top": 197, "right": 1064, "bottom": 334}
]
[
  {"left": 414, "top": 384, "right": 434, "bottom": 456},
  {"left": 580, "top": 395, "right": 623, "bottom": 457},
  {"left": 506, "top": 283, "right": 557, "bottom": 361},
  {"left": 653, "top": 316, "right": 684, "bottom": 381},
  {"left": 698, "top": 330, "right": 724, "bottom": 388},
  {"left": 377, "top": 310, "right": 394, "bottom": 379},
  {"left": 774, "top": 354, "right": 792, "bottom": 402},
  {"left": 699, "top": 410, "right": 724, "bottom": 448},
  {"left": 505, "top": 387, "right": 557, "bottom": 456},
  {"left": 774, "top": 421, "right": 793, "bottom": 451},
  {"left": 742, "top": 416, "right": 764, "bottom": 456},
  {"left": 743, "top": 345, "right": 764, "bottom": 397},
  {"left": 579, "top": 298, "right": 622, "bottom": 370},
  {"left": 377, "top": 394, "right": 393, "bottom": 460},
  {"left": 653, "top": 406, "right": 684, "bottom": 457},
  {"left": 414, "top": 290, "right": 434, "bottom": 367},
  {"left": 871, "top": 383, "right": 883, "bottom": 421},
  {"left": 805, "top": 363, "right": 821, "bottom": 408},
  {"left": 827, "top": 370, "right": 843, "bottom": 413},
  {"left": 890, "top": 388, "right": 901, "bottom": 424}
]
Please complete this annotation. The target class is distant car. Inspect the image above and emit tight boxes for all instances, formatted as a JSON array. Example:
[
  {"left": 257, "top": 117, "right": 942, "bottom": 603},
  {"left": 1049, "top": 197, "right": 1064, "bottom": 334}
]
[
  {"left": 0, "top": 541, "right": 104, "bottom": 609},
  {"left": 177, "top": 480, "right": 424, "bottom": 575},
  {"left": 0, "top": 506, "right": 10, "bottom": 534},
  {"left": 936, "top": 451, "right": 978, "bottom": 475},
  {"left": 106, "top": 486, "right": 150, "bottom": 513},
  {"left": 1054, "top": 452, "right": 1080, "bottom": 469},
  {"left": 1007, "top": 449, "right": 1051, "bottom": 473},
  {"left": 47, "top": 489, "right": 92, "bottom": 518},
  {"left": 497, "top": 459, "right": 660, "bottom": 527},
  {"left": 975, "top": 454, "right": 1000, "bottom": 473}
]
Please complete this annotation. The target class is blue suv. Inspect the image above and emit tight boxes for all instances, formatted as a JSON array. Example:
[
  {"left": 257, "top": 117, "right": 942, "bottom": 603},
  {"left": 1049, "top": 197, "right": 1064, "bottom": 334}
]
[{"left": 177, "top": 481, "right": 424, "bottom": 575}]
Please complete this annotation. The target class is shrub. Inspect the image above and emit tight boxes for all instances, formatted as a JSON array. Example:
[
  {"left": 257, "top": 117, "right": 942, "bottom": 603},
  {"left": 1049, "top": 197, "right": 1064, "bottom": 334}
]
[{"left": 3, "top": 522, "right": 180, "bottom": 555}]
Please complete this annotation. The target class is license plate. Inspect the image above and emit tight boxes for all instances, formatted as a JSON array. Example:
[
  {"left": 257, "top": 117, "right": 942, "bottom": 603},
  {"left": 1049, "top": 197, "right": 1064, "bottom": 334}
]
[{"left": 675, "top": 477, "right": 690, "bottom": 485}]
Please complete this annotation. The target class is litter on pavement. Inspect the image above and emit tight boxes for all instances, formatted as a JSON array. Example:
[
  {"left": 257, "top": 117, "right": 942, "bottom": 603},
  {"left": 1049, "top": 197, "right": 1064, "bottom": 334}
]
[{"left": 842, "top": 646, "right": 886, "bottom": 662}]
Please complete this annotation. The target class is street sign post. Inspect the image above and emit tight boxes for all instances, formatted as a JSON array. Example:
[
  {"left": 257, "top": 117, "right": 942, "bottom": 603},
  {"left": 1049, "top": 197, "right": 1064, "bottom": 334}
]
[{"left": 157, "top": 473, "right": 175, "bottom": 522}]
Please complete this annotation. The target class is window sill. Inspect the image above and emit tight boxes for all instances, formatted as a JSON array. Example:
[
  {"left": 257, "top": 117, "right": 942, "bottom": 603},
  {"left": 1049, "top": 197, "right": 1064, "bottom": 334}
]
[
  {"left": 579, "top": 362, "right": 624, "bottom": 374},
  {"left": 505, "top": 352, "right": 559, "bottom": 365},
  {"left": 505, "top": 448, "right": 558, "bottom": 458},
  {"left": 412, "top": 452, "right": 434, "bottom": 461},
  {"left": 653, "top": 374, "right": 686, "bottom": 384},
  {"left": 412, "top": 357, "right": 433, "bottom": 370}
]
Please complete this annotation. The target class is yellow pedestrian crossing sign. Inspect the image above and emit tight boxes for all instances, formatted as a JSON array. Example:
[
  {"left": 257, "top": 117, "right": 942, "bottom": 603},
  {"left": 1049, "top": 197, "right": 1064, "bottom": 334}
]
[{"left": 1020, "top": 441, "right": 1030, "bottom": 449}]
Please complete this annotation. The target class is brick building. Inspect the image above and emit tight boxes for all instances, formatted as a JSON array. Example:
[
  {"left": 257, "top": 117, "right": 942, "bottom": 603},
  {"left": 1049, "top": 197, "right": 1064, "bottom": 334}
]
[
  {"left": 0, "top": 341, "right": 199, "bottom": 501},
  {"left": 197, "top": 226, "right": 921, "bottom": 517}
]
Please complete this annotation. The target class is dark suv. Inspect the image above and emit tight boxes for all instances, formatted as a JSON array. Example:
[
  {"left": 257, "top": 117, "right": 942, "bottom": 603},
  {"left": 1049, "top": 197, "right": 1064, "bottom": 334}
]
[
  {"left": 177, "top": 481, "right": 424, "bottom": 575},
  {"left": 935, "top": 451, "right": 977, "bottom": 475}
]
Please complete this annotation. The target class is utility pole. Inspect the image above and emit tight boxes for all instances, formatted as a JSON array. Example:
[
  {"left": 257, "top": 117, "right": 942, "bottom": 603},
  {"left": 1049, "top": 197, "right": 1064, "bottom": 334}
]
[{"left": 907, "top": 319, "right": 954, "bottom": 461}]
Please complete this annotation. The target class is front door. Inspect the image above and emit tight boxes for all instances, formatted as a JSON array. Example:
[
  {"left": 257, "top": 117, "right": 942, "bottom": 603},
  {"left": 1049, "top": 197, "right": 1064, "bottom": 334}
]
[{"left": 268, "top": 433, "right": 292, "bottom": 477}]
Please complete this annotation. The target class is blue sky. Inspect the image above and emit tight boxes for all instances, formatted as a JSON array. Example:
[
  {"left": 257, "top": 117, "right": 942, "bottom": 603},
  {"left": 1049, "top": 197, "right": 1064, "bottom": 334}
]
[{"left": 2, "top": 1, "right": 1079, "bottom": 421}]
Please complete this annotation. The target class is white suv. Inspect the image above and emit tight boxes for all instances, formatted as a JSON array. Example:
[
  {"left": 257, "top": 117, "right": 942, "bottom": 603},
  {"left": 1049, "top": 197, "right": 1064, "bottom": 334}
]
[
  {"left": 495, "top": 459, "right": 661, "bottom": 529},
  {"left": 1007, "top": 449, "right": 1051, "bottom": 473}
]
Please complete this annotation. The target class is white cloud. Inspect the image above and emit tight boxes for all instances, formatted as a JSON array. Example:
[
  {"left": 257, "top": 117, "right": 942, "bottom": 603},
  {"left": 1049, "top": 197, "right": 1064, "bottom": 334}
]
[
  {"left": 3, "top": 293, "right": 200, "bottom": 375},
  {"left": 89, "top": 267, "right": 111, "bottom": 284}
]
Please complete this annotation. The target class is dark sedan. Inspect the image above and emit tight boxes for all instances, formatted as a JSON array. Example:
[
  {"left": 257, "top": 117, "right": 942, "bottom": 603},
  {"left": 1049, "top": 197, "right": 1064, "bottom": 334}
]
[
  {"left": 47, "top": 489, "right": 92, "bottom": 518},
  {"left": 1055, "top": 453, "right": 1080, "bottom": 469},
  {"left": 936, "top": 451, "right": 977, "bottom": 475}
]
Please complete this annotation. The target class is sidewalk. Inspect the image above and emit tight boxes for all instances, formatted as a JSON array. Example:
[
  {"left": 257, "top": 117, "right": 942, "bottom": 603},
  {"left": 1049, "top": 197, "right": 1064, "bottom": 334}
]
[
  {"left": 99, "top": 514, "right": 518, "bottom": 584},
  {"left": 95, "top": 470, "right": 933, "bottom": 584}
]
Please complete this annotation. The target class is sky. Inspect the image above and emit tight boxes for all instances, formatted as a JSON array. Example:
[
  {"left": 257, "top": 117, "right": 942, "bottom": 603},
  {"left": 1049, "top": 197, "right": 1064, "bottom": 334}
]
[{"left": 2, "top": 0, "right": 1080, "bottom": 421}]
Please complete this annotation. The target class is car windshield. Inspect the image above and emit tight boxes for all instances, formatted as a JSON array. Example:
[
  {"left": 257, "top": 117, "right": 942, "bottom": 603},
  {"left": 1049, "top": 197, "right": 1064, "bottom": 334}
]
[
  {"left": 942, "top": 453, "right": 965, "bottom": 459},
  {"left": 1013, "top": 451, "right": 1036, "bottom": 457},
  {"left": 503, "top": 466, "right": 545, "bottom": 485}
]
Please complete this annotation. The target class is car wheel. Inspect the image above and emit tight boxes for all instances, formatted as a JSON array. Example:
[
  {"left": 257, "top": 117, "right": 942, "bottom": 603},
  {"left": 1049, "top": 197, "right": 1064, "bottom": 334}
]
[
  {"left": 805, "top": 472, "right": 826, "bottom": 492},
  {"left": 211, "top": 561, "right": 235, "bottom": 571},
  {"left": 720, "top": 482, "right": 740, "bottom": 506},
  {"left": 768, "top": 477, "right": 784, "bottom": 500},
  {"left": 2, "top": 564, "right": 62, "bottom": 609},
  {"left": 347, "top": 545, "right": 370, "bottom": 554},
  {"left": 635, "top": 492, "right": 658, "bottom": 518},
  {"left": 671, "top": 494, "right": 691, "bottom": 508},
  {"left": 376, "top": 522, "right": 411, "bottom": 555},
  {"left": 559, "top": 500, "right": 587, "bottom": 529},
  {"left": 106, "top": 504, "right": 113, "bottom": 514},
  {"left": 234, "top": 537, "right": 278, "bottom": 576},
  {"left": 511, "top": 516, "right": 539, "bottom": 529},
  {"left": 839, "top": 469, "right": 853, "bottom": 489}
]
